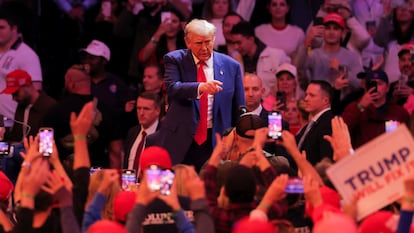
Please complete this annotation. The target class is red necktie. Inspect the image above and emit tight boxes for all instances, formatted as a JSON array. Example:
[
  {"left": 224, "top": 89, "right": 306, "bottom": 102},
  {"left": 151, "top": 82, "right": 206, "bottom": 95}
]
[
  {"left": 194, "top": 62, "right": 208, "bottom": 145},
  {"left": 133, "top": 131, "right": 147, "bottom": 171}
]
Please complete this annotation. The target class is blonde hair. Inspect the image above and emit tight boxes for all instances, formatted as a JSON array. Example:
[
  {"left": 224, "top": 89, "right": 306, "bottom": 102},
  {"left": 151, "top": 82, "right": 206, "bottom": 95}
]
[
  {"left": 185, "top": 19, "right": 216, "bottom": 40},
  {"left": 86, "top": 169, "right": 121, "bottom": 220},
  {"left": 172, "top": 164, "right": 191, "bottom": 197}
]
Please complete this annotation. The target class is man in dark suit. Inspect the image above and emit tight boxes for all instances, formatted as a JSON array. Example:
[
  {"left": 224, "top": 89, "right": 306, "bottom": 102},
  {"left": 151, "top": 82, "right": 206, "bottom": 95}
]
[
  {"left": 123, "top": 92, "right": 161, "bottom": 170},
  {"left": 147, "top": 19, "right": 245, "bottom": 171},
  {"left": 296, "top": 80, "right": 334, "bottom": 165}
]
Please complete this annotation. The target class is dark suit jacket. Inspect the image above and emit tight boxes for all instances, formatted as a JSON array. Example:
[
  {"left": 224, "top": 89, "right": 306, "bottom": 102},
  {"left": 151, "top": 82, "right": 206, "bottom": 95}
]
[
  {"left": 295, "top": 110, "right": 334, "bottom": 166},
  {"left": 123, "top": 122, "right": 161, "bottom": 169},
  {"left": 147, "top": 49, "right": 245, "bottom": 164}
]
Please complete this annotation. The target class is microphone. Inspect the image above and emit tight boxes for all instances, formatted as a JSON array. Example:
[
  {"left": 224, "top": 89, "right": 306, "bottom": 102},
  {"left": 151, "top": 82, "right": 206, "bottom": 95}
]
[{"left": 3, "top": 116, "right": 32, "bottom": 139}]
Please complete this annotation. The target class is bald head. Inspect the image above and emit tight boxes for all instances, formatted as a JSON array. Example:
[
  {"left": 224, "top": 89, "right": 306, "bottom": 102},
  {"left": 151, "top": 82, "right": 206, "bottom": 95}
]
[
  {"left": 243, "top": 73, "right": 264, "bottom": 112},
  {"left": 64, "top": 65, "right": 91, "bottom": 95}
]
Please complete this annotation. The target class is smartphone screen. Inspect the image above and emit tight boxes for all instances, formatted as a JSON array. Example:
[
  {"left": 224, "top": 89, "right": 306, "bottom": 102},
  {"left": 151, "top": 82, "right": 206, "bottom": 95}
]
[
  {"left": 39, "top": 128, "right": 54, "bottom": 157},
  {"left": 146, "top": 165, "right": 161, "bottom": 192},
  {"left": 268, "top": 112, "right": 282, "bottom": 139},
  {"left": 122, "top": 169, "right": 137, "bottom": 190},
  {"left": 385, "top": 120, "right": 398, "bottom": 133},
  {"left": 160, "top": 169, "right": 175, "bottom": 195},
  {"left": 0, "top": 142, "right": 9, "bottom": 156},
  {"left": 285, "top": 178, "right": 304, "bottom": 193}
]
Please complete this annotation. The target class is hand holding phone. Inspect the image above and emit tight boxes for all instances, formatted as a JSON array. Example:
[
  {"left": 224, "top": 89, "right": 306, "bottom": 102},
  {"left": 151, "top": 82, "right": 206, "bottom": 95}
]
[
  {"left": 39, "top": 128, "right": 54, "bottom": 157},
  {"left": 268, "top": 112, "right": 282, "bottom": 140}
]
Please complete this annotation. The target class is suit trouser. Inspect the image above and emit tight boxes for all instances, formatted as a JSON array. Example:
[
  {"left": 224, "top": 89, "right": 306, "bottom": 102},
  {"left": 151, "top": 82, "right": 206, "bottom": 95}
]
[{"left": 182, "top": 129, "right": 213, "bottom": 172}]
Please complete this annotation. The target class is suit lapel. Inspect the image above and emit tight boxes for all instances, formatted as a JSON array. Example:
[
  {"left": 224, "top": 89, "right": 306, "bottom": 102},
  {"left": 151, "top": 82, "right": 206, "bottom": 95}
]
[{"left": 183, "top": 49, "right": 198, "bottom": 81}]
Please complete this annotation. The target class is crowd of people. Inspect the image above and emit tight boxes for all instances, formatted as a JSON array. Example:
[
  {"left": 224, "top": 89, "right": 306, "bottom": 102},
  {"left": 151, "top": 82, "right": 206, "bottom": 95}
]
[{"left": 1, "top": 0, "right": 414, "bottom": 232}]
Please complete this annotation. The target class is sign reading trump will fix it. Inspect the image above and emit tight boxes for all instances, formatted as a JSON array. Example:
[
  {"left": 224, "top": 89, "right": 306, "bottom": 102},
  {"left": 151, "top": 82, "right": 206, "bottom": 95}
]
[{"left": 327, "top": 125, "right": 414, "bottom": 220}]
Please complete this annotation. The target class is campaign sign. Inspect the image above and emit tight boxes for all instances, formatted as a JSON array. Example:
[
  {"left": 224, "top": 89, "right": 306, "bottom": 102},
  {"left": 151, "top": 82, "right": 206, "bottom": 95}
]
[{"left": 326, "top": 125, "right": 414, "bottom": 220}]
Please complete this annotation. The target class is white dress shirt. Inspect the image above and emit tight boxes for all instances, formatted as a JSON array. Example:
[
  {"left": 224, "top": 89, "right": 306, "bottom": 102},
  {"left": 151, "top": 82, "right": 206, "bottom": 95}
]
[{"left": 127, "top": 119, "right": 159, "bottom": 169}]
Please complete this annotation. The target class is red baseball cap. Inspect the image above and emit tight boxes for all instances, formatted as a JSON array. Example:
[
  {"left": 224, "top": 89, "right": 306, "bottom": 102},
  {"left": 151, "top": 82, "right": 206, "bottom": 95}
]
[
  {"left": 232, "top": 217, "right": 276, "bottom": 233},
  {"left": 1, "top": 69, "right": 32, "bottom": 94},
  {"left": 87, "top": 220, "right": 127, "bottom": 233},
  {"left": 398, "top": 42, "right": 414, "bottom": 57},
  {"left": 323, "top": 13, "right": 346, "bottom": 29},
  {"left": 113, "top": 191, "right": 136, "bottom": 222},
  {"left": 140, "top": 146, "right": 172, "bottom": 171},
  {"left": 359, "top": 211, "right": 397, "bottom": 233}
]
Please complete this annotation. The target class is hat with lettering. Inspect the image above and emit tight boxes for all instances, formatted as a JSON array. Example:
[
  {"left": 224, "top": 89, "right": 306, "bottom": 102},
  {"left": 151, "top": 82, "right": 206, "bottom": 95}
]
[
  {"left": 398, "top": 42, "right": 414, "bottom": 57},
  {"left": 113, "top": 191, "right": 136, "bottom": 222},
  {"left": 323, "top": 13, "right": 346, "bottom": 29},
  {"left": 81, "top": 40, "right": 111, "bottom": 61},
  {"left": 140, "top": 146, "right": 172, "bottom": 170},
  {"left": 276, "top": 63, "right": 297, "bottom": 78},
  {"left": 358, "top": 69, "right": 389, "bottom": 83},
  {"left": 1, "top": 69, "right": 32, "bottom": 94},
  {"left": 232, "top": 217, "right": 276, "bottom": 233},
  {"left": 87, "top": 220, "right": 127, "bottom": 233}
]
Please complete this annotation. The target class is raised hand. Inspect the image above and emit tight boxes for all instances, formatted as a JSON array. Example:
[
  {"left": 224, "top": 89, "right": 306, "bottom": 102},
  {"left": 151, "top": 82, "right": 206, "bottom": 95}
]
[
  {"left": 70, "top": 101, "right": 94, "bottom": 136},
  {"left": 324, "top": 116, "right": 353, "bottom": 162}
]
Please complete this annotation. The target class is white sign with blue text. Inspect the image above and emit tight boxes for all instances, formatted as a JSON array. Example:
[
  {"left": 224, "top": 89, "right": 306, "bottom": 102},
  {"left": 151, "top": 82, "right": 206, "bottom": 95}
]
[{"left": 327, "top": 125, "right": 414, "bottom": 220}]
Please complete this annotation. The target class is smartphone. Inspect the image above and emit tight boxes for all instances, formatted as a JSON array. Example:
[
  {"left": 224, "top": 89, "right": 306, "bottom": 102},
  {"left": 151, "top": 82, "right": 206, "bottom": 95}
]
[
  {"left": 122, "top": 169, "right": 137, "bottom": 190},
  {"left": 338, "top": 65, "right": 348, "bottom": 78},
  {"left": 146, "top": 165, "right": 161, "bottom": 192},
  {"left": 39, "top": 128, "right": 54, "bottom": 157},
  {"left": 160, "top": 169, "right": 175, "bottom": 195},
  {"left": 365, "top": 80, "right": 377, "bottom": 92},
  {"left": 0, "top": 142, "right": 10, "bottom": 156},
  {"left": 90, "top": 166, "right": 101, "bottom": 176},
  {"left": 161, "top": 11, "right": 172, "bottom": 23},
  {"left": 268, "top": 112, "right": 282, "bottom": 140},
  {"left": 314, "top": 17, "right": 324, "bottom": 26},
  {"left": 101, "top": 1, "right": 111, "bottom": 18},
  {"left": 385, "top": 120, "right": 398, "bottom": 133},
  {"left": 276, "top": 91, "right": 286, "bottom": 110},
  {"left": 285, "top": 178, "right": 304, "bottom": 193}
]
